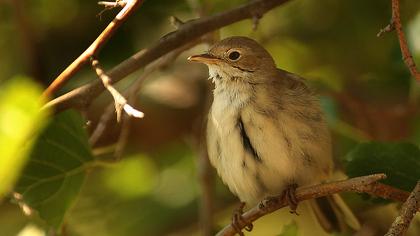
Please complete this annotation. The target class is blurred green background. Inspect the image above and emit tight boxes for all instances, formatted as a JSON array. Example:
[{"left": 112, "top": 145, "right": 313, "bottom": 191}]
[{"left": 0, "top": 0, "right": 420, "bottom": 235}]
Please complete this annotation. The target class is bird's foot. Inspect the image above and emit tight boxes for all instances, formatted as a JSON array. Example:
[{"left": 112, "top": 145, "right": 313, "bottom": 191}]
[
  {"left": 231, "top": 202, "right": 253, "bottom": 236},
  {"left": 257, "top": 184, "right": 299, "bottom": 214},
  {"left": 282, "top": 183, "right": 299, "bottom": 215}
]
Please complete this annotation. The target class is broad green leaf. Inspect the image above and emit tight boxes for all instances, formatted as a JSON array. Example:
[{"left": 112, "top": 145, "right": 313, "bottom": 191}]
[
  {"left": 0, "top": 77, "right": 49, "bottom": 198},
  {"left": 15, "top": 110, "right": 93, "bottom": 228},
  {"left": 345, "top": 142, "right": 420, "bottom": 192},
  {"left": 277, "top": 221, "right": 298, "bottom": 236}
]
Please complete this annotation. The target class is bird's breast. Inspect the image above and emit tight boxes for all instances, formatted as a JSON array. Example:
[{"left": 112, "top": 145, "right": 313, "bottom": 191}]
[
  {"left": 207, "top": 88, "right": 332, "bottom": 204},
  {"left": 208, "top": 93, "right": 297, "bottom": 203}
]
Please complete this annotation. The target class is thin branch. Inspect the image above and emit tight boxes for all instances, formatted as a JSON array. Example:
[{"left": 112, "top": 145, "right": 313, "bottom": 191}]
[
  {"left": 98, "top": 0, "right": 127, "bottom": 8},
  {"left": 44, "top": 0, "right": 291, "bottom": 112},
  {"left": 91, "top": 58, "right": 144, "bottom": 122},
  {"left": 89, "top": 37, "right": 206, "bottom": 146},
  {"left": 195, "top": 83, "right": 215, "bottom": 236},
  {"left": 361, "top": 181, "right": 410, "bottom": 203},
  {"left": 42, "top": 0, "right": 144, "bottom": 98},
  {"left": 197, "top": 148, "right": 215, "bottom": 236},
  {"left": 89, "top": 102, "right": 115, "bottom": 145},
  {"left": 216, "top": 174, "right": 411, "bottom": 236},
  {"left": 169, "top": 16, "right": 185, "bottom": 29},
  {"left": 113, "top": 113, "right": 132, "bottom": 159},
  {"left": 97, "top": 1, "right": 128, "bottom": 19},
  {"left": 385, "top": 181, "right": 420, "bottom": 236},
  {"left": 378, "top": 0, "right": 420, "bottom": 81}
]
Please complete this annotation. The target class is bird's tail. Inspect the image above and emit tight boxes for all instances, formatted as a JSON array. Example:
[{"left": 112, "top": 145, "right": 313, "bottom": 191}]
[{"left": 309, "top": 194, "right": 361, "bottom": 233}]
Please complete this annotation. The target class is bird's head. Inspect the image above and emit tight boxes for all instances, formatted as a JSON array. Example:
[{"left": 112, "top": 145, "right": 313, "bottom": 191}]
[{"left": 188, "top": 36, "right": 277, "bottom": 84}]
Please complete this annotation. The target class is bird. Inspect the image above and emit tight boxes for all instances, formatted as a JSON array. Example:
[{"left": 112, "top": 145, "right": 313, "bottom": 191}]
[{"left": 188, "top": 36, "right": 359, "bottom": 235}]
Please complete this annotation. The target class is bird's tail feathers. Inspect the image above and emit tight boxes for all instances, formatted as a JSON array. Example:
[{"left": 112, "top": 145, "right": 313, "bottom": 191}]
[{"left": 309, "top": 194, "right": 361, "bottom": 233}]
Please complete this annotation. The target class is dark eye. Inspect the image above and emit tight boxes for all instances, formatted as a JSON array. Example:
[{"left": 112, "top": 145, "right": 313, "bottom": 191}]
[{"left": 228, "top": 51, "right": 240, "bottom": 61}]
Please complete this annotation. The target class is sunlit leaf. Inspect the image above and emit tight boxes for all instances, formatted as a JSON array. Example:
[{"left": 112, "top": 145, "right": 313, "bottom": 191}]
[
  {"left": 15, "top": 110, "right": 93, "bottom": 228},
  {"left": 0, "top": 77, "right": 49, "bottom": 198},
  {"left": 345, "top": 142, "right": 420, "bottom": 192}
]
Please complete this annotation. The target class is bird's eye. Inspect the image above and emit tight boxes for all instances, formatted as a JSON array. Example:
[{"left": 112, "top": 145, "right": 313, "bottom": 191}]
[{"left": 228, "top": 51, "right": 240, "bottom": 61}]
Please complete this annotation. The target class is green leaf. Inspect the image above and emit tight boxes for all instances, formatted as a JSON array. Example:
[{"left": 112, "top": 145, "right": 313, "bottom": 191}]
[
  {"left": 345, "top": 142, "right": 420, "bottom": 192},
  {"left": 277, "top": 221, "right": 298, "bottom": 236},
  {"left": 15, "top": 110, "right": 93, "bottom": 229},
  {"left": 0, "top": 77, "right": 49, "bottom": 198}
]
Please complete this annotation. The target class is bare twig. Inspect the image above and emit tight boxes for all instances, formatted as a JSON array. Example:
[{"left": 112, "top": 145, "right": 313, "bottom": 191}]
[
  {"left": 378, "top": 0, "right": 420, "bottom": 81},
  {"left": 42, "top": 0, "right": 144, "bottom": 98},
  {"left": 188, "top": 78, "right": 215, "bottom": 236},
  {"left": 98, "top": 0, "right": 127, "bottom": 8},
  {"left": 252, "top": 15, "right": 261, "bottom": 31},
  {"left": 216, "top": 174, "right": 411, "bottom": 236},
  {"left": 89, "top": 103, "right": 115, "bottom": 145},
  {"left": 195, "top": 85, "right": 215, "bottom": 236},
  {"left": 377, "top": 22, "right": 395, "bottom": 37},
  {"left": 91, "top": 58, "right": 144, "bottom": 122},
  {"left": 113, "top": 113, "right": 132, "bottom": 159},
  {"left": 198, "top": 148, "right": 215, "bottom": 236},
  {"left": 361, "top": 182, "right": 411, "bottom": 203},
  {"left": 170, "top": 16, "right": 185, "bottom": 29},
  {"left": 89, "top": 37, "right": 206, "bottom": 146},
  {"left": 97, "top": 0, "right": 128, "bottom": 19},
  {"left": 385, "top": 181, "right": 420, "bottom": 236},
  {"left": 44, "top": 0, "right": 291, "bottom": 112}
]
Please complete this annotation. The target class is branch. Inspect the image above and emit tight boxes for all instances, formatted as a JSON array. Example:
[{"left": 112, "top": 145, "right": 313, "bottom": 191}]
[
  {"left": 216, "top": 174, "right": 411, "bottom": 236},
  {"left": 91, "top": 58, "right": 144, "bottom": 122},
  {"left": 198, "top": 148, "right": 215, "bottom": 236},
  {"left": 378, "top": 0, "right": 420, "bottom": 81},
  {"left": 89, "top": 37, "right": 206, "bottom": 146},
  {"left": 44, "top": 0, "right": 291, "bottom": 112},
  {"left": 42, "top": 0, "right": 144, "bottom": 98},
  {"left": 385, "top": 181, "right": 420, "bottom": 236},
  {"left": 98, "top": 0, "right": 127, "bottom": 8}
]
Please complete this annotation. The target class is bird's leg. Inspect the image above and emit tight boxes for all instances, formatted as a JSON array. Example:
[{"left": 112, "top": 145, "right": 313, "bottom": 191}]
[
  {"left": 283, "top": 183, "right": 299, "bottom": 215},
  {"left": 258, "top": 184, "right": 299, "bottom": 214},
  {"left": 231, "top": 202, "right": 253, "bottom": 236}
]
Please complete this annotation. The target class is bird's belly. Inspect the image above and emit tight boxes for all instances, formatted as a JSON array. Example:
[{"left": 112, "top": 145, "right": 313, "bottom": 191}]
[
  {"left": 208, "top": 104, "right": 330, "bottom": 205},
  {"left": 209, "top": 110, "right": 299, "bottom": 204},
  {"left": 215, "top": 126, "right": 267, "bottom": 204}
]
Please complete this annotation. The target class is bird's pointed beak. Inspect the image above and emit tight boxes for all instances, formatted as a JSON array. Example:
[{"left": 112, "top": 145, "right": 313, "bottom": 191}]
[{"left": 188, "top": 53, "right": 219, "bottom": 64}]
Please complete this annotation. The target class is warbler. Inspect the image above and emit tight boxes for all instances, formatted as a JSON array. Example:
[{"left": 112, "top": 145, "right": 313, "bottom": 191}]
[{"left": 188, "top": 36, "right": 359, "bottom": 235}]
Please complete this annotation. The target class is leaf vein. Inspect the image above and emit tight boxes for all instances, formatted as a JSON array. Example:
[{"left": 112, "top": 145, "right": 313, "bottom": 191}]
[
  {"left": 21, "top": 164, "right": 88, "bottom": 197},
  {"left": 29, "top": 159, "right": 66, "bottom": 173},
  {"left": 44, "top": 139, "right": 85, "bottom": 164}
]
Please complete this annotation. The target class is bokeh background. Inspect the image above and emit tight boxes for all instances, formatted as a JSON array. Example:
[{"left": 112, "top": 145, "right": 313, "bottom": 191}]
[{"left": 1, "top": 0, "right": 420, "bottom": 235}]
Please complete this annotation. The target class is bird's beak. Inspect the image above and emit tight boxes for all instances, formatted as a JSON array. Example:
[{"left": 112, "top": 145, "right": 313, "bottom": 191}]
[{"left": 187, "top": 53, "right": 219, "bottom": 64}]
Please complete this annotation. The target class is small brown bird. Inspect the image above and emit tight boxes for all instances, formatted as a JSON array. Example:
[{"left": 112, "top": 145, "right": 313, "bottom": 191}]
[{"left": 188, "top": 36, "right": 359, "bottom": 235}]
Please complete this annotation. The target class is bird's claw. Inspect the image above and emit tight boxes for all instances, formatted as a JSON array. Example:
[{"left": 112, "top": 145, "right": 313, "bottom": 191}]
[
  {"left": 283, "top": 183, "right": 299, "bottom": 215},
  {"left": 258, "top": 184, "right": 299, "bottom": 215},
  {"left": 231, "top": 202, "right": 253, "bottom": 235}
]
